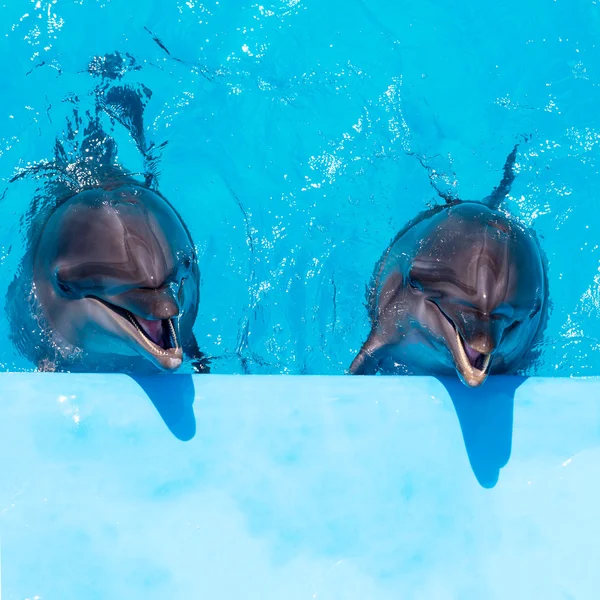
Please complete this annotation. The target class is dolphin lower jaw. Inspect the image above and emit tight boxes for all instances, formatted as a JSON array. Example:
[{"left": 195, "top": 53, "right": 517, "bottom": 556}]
[{"left": 88, "top": 298, "right": 183, "bottom": 371}]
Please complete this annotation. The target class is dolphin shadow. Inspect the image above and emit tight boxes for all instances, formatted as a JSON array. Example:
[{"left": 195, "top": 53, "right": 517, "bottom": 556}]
[
  {"left": 436, "top": 375, "right": 527, "bottom": 488},
  {"left": 129, "top": 374, "right": 197, "bottom": 442}
]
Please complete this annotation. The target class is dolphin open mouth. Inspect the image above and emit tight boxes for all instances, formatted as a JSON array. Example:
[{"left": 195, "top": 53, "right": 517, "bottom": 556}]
[
  {"left": 124, "top": 312, "right": 179, "bottom": 354},
  {"left": 431, "top": 301, "right": 492, "bottom": 387},
  {"left": 453, "top": 329, "right": 492, "bottom": 386},
  {"left": 89, "top": 297, "right": 183, "bottom": 370}
]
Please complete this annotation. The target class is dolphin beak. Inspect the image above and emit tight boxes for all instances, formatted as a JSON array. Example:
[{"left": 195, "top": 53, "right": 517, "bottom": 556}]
[
  {"left": 112, "top": 286, "right": 180, "bottom": 321},
  {"left": 104, "top": 286, "right": 184, "bottom": 371},
  {"left": 432, "top": 302, "right": 495, "bottom": 387},
  {"left": 87, "top": 294, "right": 184, "bottom": 372},
  {"left": 451, "top": 330, "right": 493, "bottom": 388}
]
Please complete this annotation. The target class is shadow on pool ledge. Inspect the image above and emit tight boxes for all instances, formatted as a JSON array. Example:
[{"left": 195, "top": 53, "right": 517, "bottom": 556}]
[
  {"left": 128, "top": 371, "right": 524, "bottom": 487},
  {"left": 437, "top": 376, "right": 526, "bottom": 489},
  {"left": 130, "top": 374, "right": 197, "bottom": 442}
]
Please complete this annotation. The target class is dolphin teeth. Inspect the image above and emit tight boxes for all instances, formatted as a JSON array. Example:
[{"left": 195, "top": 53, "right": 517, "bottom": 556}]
[
  {"left": 168, "top": 318, "right": 179, "bottom": 349},
  {"left": 483, "top": 353, "right": 491, "bottom": 371}
]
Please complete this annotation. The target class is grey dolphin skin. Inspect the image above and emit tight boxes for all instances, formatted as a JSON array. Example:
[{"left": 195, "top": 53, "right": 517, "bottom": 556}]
[
  {"left": 7, "top": 72, "right": 208, "bottom": 374},
  {"left": 349, "top": 145, "right": 548, "bottom": 387},
  {"left": 9, "top": 177, "right": 208, "bottom": 374}
]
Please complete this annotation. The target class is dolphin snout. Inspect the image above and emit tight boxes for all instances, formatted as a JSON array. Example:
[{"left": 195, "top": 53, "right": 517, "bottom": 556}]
[
  {"left": 448, "top": 320, "right": 498, "bottom": 388},
  {"left": 452, "top": 311, "right": 505, "bottom": 358},
  {"left": 464, "top": 333, "right": 495, "bottom": 355},
  {"left": 106, "top": 287, "right": 180, "bottom": 321},
  {"left": 153, "top": 298, "right": 179, "bottom": 320}
]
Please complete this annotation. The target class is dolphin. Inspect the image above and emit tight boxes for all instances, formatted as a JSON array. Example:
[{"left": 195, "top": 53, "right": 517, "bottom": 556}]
[
  {"left": 8, "top": 177, "right": 208, "bottom": 374},
  {"left": 30, "top": 182, "right": 206, "bottom": 372},
  {"left": 7, "top": 76, "right": 208, "bottom": 374},
  {"left": 349, "top": 145, "right": 548, "bottom": 387}
]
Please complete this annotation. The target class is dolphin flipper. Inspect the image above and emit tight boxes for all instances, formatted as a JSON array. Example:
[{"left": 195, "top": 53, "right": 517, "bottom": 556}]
[
  {"left": 184, "top": 333, "right": 211, "bottom": 374},
  {"left": 349, "top": 332, "right": 387, "bottom": 375}
]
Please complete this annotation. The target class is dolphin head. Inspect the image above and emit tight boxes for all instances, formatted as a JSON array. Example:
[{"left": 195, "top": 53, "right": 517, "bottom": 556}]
[
  {"left": 33, "top": 184, "right": 199, "bottom": 371},
  {"left": 406, "top": 202, "right": 546, "bottom": 387}
]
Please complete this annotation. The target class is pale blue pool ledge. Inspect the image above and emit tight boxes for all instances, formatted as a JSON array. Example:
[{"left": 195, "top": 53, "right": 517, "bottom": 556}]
[{"left": 0, "top": 373, "right": 599, "bottom": 599}]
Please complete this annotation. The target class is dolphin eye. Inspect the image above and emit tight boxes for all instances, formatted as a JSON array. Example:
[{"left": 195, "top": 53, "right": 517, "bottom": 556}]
[
  {"left": 408, "top": 278, "right": 423, "bottom": 291},
  {"left": 183, "top": 256, "right": 192, "bottom": 270},
  {"left": 491, "top": 304, "right": 515, "bottom": 320},
  {"left": 58, "top": 281, "right": 73, "bottom": 296},
  {"left": 504, "top": 320, "right": 521, "bottom": 336},
  {"left": 178, "top": 277, "right": 187, "bottom": 303}
]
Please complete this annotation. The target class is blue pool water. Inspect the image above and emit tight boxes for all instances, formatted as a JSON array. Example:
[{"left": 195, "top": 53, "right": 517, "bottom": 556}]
[{"left": 1, "top": 0, "right": 600, "bottom": 375}]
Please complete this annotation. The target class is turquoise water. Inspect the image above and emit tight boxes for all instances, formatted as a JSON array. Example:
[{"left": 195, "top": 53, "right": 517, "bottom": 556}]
[{"left": 1, "top": 0, "right": 599, "bottom": 375}]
